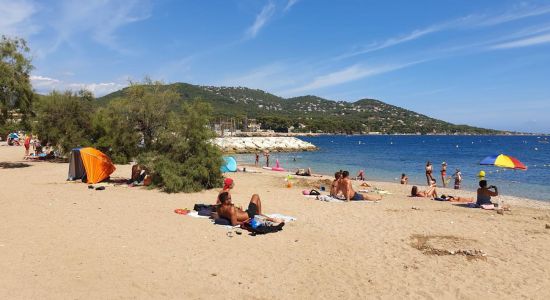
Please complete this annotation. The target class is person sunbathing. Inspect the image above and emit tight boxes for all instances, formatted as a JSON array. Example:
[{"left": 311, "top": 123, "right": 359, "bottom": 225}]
[
  {"left": 295, "top": 168, "right": 312, "bottom": 176},
  {"left": 338, "top": 171, "right": 381, "bottom": 201},
  {"left": 411, "top": 185, "right": 437, "bottom": 198},
  {"left": 217, "top": 192, "right": 280, "bottom": 226},
  {"left": 435, "top": 194, "right": 473, "bottom": 202}
]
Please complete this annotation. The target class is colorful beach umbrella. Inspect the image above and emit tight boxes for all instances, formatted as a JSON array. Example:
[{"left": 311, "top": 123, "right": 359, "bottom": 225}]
[{"left": 479, "top": 154, "right": 527, "bottom": 170}]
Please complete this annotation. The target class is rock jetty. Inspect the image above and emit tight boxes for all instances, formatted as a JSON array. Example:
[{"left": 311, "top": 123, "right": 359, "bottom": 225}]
[{"left": 212, "top": 137, "right": 317, "bottom": 153}]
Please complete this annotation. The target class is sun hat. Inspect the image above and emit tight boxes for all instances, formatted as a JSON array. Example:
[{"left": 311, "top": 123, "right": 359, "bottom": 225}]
[
  {"left": 478, "top": 170, "right": 486, "bottom": 177},
  {"left": 223, "top": 178, "right": 234, "bottom": 190}
]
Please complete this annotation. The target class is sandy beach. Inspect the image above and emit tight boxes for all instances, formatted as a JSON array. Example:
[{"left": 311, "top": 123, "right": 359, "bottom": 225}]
[{"left": 1, "top": 143, "right": 549, "bottom": 299}]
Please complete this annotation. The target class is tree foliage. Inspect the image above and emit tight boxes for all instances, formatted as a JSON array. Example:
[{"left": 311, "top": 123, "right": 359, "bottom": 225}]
[
  {"left": 33, "top": 90, "right": 94, "bottom": 153},
  {"left": 138, "top": 101, "right": 223, "bottom": 193},
  {"left": 0, "top": 35, "right": 34, "bottom": 130}
]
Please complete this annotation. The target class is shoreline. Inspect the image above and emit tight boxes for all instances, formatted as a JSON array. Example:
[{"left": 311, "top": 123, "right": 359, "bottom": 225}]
[{"left": 239, "top": 163, "right": 550, "bottom": 209}]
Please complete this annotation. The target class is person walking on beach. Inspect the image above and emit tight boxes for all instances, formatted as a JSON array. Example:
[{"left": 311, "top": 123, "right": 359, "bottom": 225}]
[
  {"left": 23, "top": 134, "right": 32, "bottom": 157},
  {"left": 356, "top": 170, "right": 365, "bottom": 181},
  {"left": 440, "top": 162, "right": 448, "bottom": 188},
  {"left": 425, "top": 161, "right": 434, "bottom": 185},
  {"left": 452, "top": 169, "right": 462, "bottom": 190},
  {"left": 254, "top": 152, "right": 259, "bottom": 166}
]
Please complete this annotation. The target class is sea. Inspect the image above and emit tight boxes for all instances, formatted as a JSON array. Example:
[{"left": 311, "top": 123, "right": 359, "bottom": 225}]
[{"left": 233, "top": 135, "right": 550, "bottom": 202}]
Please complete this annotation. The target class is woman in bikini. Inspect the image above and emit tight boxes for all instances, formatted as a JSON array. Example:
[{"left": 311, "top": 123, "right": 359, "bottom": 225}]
[{"left": 425, "top": 161, "right": 434, "bottom": 185}]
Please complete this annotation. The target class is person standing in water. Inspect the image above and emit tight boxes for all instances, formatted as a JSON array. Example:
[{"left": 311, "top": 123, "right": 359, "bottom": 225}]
[
  {"left": 440, "top": 162, "right": 448, "bottom": 188},
  {"left": 425, "top": 161, "right": 434, "bottom": 185},
  {"left": 453, "top": 169, "right": 462, "bottom": 190},
  {"left": 265, "top": 150, "right": 270, "bottom": 167}
]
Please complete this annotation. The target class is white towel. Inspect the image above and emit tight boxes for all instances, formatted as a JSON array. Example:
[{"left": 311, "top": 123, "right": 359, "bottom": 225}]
[
  {"left": 187, "top": 211, "right": 209, "bottom": 219},
  {"left": 266, "top": 213, "right": 297, "bottom": 222}
]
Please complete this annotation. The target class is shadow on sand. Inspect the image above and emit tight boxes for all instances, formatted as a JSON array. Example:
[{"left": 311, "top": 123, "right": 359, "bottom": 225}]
[{"left": 0, "top": 162, "right": 32, "bottom": 169}]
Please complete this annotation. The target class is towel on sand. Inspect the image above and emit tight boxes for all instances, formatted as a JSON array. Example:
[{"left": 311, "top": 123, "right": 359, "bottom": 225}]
[{"left": 266, "top": 213, "right": 297, "bottom": 222}]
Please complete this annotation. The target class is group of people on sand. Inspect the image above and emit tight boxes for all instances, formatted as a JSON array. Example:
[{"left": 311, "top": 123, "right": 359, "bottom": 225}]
[
  {"left": 330, "top": 170, "right": 381, "bottom": 201},
  {"left": 410, "top": 176, "right": 505, "bottom": 209},
  {"left": 424, "top": 161, "right": 462, "bottom": 189}
]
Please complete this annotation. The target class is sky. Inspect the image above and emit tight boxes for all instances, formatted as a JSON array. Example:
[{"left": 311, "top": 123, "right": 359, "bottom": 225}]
[{"left": 2, "top": 0, "right": 550, "bottom": 133}]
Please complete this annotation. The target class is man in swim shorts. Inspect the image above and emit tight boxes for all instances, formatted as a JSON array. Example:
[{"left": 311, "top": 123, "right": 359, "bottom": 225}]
[
  {"left": 217, "top": 192, "right": 264, "bottom": 226},
  {"left": 339, "top": 171, "right": 381, "bottom": 201}
]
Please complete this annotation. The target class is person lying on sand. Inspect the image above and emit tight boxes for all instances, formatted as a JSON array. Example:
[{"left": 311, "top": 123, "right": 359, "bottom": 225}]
[
  {"left": 295, "top": 168, "right": 312, "bottom": 176},
  {"left": 410, "top": 185, "right": 437, "bottom": 198},
  {"left": 217, "top": 192, "right": 281, "bottom": 226},
  {"left": 339, "top": 171, "right": 382, "bottom": 201},
  {"left": 435, "top": 194, "right": 473, "bottom": 202}
]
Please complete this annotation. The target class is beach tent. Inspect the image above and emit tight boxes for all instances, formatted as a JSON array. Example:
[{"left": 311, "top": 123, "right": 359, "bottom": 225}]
[
  {"left": 67, "top": 147, "right": 116, "bottom": 183},
  {"left": 68, "top": 148, "right": 86, "bottom": 180},
  {"left": 220, "top": 156, "right": 237, "bottom": 173}
]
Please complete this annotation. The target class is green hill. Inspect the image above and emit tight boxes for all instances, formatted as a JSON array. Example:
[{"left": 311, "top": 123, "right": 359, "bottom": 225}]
[{"left": 97, "top": 83, "right": 503, "bottom": 135}]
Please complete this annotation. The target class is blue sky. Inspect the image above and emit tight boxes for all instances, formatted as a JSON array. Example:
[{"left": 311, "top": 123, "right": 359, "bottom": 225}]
[{"left": 2, "top": 0, "right": 550, "bottom": 133}]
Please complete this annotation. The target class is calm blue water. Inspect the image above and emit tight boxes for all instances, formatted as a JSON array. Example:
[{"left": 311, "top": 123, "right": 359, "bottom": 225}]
[{"left": 234, "top": 135, "right": 550, "bottom": 202}]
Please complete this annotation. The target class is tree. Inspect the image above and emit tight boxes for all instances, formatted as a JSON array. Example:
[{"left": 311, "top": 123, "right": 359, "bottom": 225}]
[
  {"left": 139, "top": 101, "right": 223, "bottom": 193},
  {"left": 33, "top": 90, "right": 94, "bottom": 153},
  {"left": 0, "top": 36, "right": 34, "bottom": 130}
]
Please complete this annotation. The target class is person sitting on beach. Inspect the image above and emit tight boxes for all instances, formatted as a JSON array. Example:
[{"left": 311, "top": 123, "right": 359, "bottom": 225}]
[
  {"left": 217, "top": 192, "right": 281, "bottom": 226},
  {"left": 295, "top": 168, "right": 312, "bottom": 176},
  {"left": 476, "top": 180, "right": 498, "bottom": 206},
  {"left": 216, "top": 178, "right": 234, "bottom": 204},
  {"left": 339, "top": 171, "right": 382, "bottom": 201},
  {"left": 400, "top": 173, "right": 408, "bottom": 184},
  {"left": 330, "top": 171, "right": 342, "bottom": 197}
]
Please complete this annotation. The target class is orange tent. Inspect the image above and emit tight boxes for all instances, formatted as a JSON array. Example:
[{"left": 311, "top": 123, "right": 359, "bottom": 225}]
[{"left": 79, "top": 147, "right": 116, "bottom": 184}]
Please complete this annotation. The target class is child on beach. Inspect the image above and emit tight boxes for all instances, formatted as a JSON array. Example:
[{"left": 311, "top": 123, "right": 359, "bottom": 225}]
[{"left": 400, "top": 173, "right": 408, "bottom": 184}]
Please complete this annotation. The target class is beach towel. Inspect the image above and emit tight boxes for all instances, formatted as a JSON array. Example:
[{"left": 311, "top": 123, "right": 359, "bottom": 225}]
[
  {"left": 266, "top": 213, "right": 297, "bottom": 222},
  {"left": 316, "top": 195, "right": 344, "bottom": 202},
  {"left": 187, "top": 211, "right": 210, "bottom": 219}
]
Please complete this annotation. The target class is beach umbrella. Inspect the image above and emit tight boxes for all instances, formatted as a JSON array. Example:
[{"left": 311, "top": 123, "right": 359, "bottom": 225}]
[{"left": 479, "top": 154, "right": 527, "bottom": 170}]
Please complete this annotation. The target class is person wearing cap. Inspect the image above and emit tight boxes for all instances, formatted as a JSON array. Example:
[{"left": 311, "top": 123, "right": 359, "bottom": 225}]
[
  {"left": 452, "top": 169, "right": 462, "bottom": 190},
  {"left": 216, "top": 178, "right": 235, "bottom": 204},
  {"left": 440, "top": 162, "right": 448, "bottom": 188}
]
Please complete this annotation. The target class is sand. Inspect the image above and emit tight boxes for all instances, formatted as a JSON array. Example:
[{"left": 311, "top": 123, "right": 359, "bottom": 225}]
[{"left": 1, "top": 143, "right": 549, "bottom": 299}]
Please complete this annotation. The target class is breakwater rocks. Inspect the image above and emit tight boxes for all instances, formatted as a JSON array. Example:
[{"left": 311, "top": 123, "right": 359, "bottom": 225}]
[{"left": 212, "top": 137, "right": 317, "bottom": 153}]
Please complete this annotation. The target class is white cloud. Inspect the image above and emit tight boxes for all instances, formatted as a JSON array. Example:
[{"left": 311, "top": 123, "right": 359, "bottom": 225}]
[
  {"left": 46, "top": 0, "right": 152, "bottom": 54},
  {"left": 0, "top": 0, "right": 39, "bottom": 37},
  {"left": 31, "top": 75, "right": 125, "bottom": 97},
  {"left": 245, "top": 1, "right": 277, "bottom": 39},
  {"left": 284, "top": 0, "right": 300, "bottom": 12},
  {"left": 491, "top": 33, "right": 550, "bottom": 49},
  {"left": 281, "top": 61, "right": 422, "bottom": 95},
  {"left": 337, "top": 27, "right": 440, "bottom": 59},
  {"left": 339, "top": 4, "right": 550, "bottom": 59}
]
